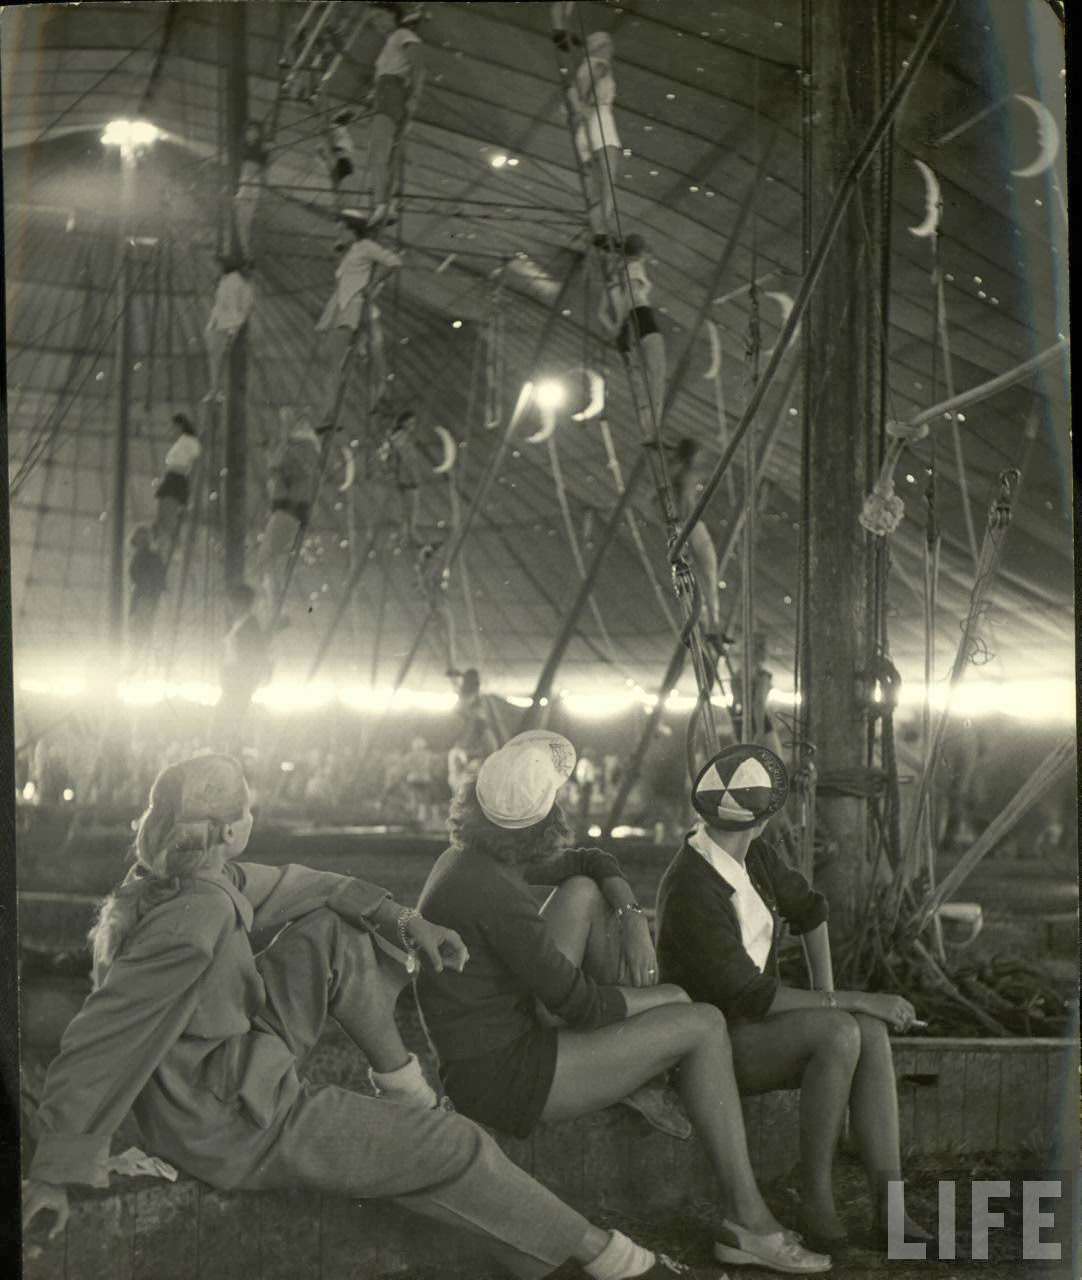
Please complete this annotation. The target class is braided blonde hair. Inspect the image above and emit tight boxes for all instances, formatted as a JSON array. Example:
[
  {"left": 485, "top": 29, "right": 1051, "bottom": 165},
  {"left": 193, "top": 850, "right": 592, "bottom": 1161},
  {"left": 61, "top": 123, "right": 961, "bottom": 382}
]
[{"left": 90, "top": 754, "right": 248, "bottom": 985}]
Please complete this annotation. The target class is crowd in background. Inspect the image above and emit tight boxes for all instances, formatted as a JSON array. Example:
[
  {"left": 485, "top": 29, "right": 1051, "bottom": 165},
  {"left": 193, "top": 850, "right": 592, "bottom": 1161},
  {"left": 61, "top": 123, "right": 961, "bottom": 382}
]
[{"left": 13, "top": 700, "right": 1076, "bottom": 859}]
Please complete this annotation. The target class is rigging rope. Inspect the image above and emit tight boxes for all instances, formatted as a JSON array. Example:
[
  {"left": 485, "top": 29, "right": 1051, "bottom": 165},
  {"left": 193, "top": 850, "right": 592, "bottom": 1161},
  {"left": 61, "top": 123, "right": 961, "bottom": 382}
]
[{"left": 669, "top": 0, "right": 959, "bottom": 569}]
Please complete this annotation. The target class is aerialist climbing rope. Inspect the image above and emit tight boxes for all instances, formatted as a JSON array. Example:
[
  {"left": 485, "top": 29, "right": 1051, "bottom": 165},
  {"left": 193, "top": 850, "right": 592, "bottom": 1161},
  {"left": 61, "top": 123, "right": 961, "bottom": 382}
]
[
  {"left": 257, "top": 413, "right": 321, "bottom": 627},
  {"left": 375, "top": 407, "right": 423, "bottom": 548},
  {"left": 126, "top": 524, "right": 167, "bottom": 669},
  {"left": 233, "top": 118, "right": 269, "bottom": 262},
  {"left": 367, "top": 2, "right": 426, "bottom": 226},
  {"left": 152, "top": 411, "right": 202, "bottom": 560},
  {"left": 320, "top": 108, "right": 357, "bottom": 212},
  {"left": 568, "top": 31, "right": 621, "bottom": 243},
  {"left": 315, "top": 210, "right": 403, "bottom": 430},
  {"left": 551, "top": 10, "right": 729, "bottom": 753},
  {"left": 203, "top": 256, "right": 254, "bottom": 404}
]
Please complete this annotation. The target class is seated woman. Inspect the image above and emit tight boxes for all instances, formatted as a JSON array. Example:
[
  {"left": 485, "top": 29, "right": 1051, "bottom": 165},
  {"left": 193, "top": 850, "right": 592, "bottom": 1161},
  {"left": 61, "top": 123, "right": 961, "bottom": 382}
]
[
  {"left": 22, "top": 752, "right": 709, "bottom": 1280},
  {"left": 655, "top": 743, "right": 932, "bottom": 1257},
  {"left": 417, "top": 731, "right": 830, "bottom": 1276}
]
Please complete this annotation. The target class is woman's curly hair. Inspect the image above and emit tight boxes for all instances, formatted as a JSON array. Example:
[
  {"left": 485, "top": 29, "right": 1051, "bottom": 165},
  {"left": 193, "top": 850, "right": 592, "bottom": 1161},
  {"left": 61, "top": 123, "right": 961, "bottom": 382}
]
[{"left": 449, "top": 779, "right": 572, "bottom": 867}]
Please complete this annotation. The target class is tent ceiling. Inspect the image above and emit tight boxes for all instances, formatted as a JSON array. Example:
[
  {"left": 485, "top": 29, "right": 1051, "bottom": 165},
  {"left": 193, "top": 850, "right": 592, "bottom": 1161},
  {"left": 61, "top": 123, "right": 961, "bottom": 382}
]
[{"left": 3, "top": 1, "right": 1072, "bottom": 695}]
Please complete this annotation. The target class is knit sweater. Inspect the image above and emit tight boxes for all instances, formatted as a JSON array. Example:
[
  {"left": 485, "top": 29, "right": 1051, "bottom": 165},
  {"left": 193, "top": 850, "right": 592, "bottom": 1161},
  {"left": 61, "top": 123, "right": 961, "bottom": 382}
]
[
  {"left": 655, "top": 831, "right": 828, "bottom": 1022},
  {"left": 416, "top": 845, "right": 629, "bottom": 1062}
]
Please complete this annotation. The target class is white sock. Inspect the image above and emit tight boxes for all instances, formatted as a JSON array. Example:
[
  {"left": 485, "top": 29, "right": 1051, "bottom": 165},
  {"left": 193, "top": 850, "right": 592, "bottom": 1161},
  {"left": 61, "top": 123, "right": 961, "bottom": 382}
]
[
  {"left": 584, "top": 1229, "right": 656, "bottom": 1280},
  {"left": 368, "top": 1053, "right": 438, "bottom": 1109}
]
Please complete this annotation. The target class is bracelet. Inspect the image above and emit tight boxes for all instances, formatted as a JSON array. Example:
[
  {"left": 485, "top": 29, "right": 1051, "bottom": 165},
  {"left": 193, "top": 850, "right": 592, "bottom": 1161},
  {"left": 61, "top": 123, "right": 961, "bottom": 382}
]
[
  {"left": 397, "top": 907, "right": 421, "bottom": 953},
  {"left": 615, "top": 903, "right": 645, "bottom": 922},
  {"left": 822, "top": 990, "right": 838, "bottom": 1009}
]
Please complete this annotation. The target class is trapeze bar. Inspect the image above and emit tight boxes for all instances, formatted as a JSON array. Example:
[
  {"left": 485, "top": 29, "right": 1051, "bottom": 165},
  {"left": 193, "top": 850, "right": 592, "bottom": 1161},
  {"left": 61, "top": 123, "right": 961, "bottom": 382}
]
[{"left": 901, "top": 338, "right": 1069, "bottom": 433}]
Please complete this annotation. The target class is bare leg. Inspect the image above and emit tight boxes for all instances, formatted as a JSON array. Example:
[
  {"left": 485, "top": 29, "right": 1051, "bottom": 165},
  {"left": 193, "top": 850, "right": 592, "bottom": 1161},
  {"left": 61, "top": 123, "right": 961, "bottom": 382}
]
[
  {"left": 542, "top": 1002, "right": 781, "bottom": 1234},
  {"left": 594, "top": 144, "right": 621, "bottom": 235},
  {"left": 688, "top": 521, "right": 721, "bottom": 634},
  {"left": 234, "top": 188, "right": 259, "bottom": 259},
  {"left": 849, "top": 1013, "right": 912, "bottom": 1226},
  {"left": 639, "top": 331, "right": 667, "bottom": 430},
  {"left": 539, "top": 875, "right": 621, "bottom": 982},
  {"left": 730, "top": 1009, "right": 862, "bottom": 1239},
  {"left": 154, "top": 496, "right": 182, "bottom": 547},
  {"left": 368, "top": 112, "right": 395, "bottom": 212},
  {"left": 205, "top": 328, "right": 230, "bottom": 399}
]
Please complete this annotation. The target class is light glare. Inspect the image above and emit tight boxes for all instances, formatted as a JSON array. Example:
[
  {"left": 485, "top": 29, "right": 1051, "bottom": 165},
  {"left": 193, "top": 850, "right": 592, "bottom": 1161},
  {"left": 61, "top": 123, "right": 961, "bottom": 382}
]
[
  {"left": 101, "top": 119, "right": 161, "bottom": 156},
  {"left": 534, "top": 379, "right": 566, "bottom": 411}
]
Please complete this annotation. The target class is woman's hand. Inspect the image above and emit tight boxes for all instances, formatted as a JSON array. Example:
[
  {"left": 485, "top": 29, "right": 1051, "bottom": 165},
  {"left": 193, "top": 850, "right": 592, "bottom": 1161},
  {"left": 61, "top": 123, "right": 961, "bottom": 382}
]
[
  {"left": 22, "top": 1180, "right": 69, "bottom": 1239},
  {"left": 853, "top": 992, "right": 917, "bottom": 1031},
  {"left": 404, "top": 915, "right": 469, "bottom": 974},
  {"left": 620, "top": 912, "right": 660, "bottom": 987}
]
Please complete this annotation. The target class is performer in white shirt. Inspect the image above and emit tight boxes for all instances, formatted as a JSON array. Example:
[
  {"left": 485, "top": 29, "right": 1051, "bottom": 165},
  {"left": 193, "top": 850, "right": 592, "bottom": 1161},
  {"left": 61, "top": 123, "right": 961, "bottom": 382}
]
[
  {"left": 153, "top": 413, "right": 202, "bottom": 554},
  {"left": 204, "top": 258, "right": 255, "bottom": 403}
]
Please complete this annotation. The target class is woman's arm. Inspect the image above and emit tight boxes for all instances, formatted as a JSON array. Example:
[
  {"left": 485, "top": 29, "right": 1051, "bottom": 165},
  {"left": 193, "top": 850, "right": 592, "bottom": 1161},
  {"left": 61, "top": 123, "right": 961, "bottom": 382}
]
[
  {"left": 801, "top": 920, "right": 835, "bottom": 992},
  {"left": 765, "top": 982, "right": 917, "bottom": 1029}
]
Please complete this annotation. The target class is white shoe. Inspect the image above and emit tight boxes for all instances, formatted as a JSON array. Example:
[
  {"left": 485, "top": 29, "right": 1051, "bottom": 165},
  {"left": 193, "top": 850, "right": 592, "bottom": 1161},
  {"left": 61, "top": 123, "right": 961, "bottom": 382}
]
[{"left": 713, "top": 1220, "right": 831, "bottom": 1273}]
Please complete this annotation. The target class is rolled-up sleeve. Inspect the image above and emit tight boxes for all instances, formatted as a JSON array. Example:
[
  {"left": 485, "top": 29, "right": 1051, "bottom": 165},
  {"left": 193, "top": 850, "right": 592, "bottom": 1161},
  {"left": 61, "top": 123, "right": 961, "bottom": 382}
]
[
  {"left": 761, "top": 844, "right": 829, "bottom": 936},
  {"left": 661, "top": 886, "right": 779, "bottom": 1023}
]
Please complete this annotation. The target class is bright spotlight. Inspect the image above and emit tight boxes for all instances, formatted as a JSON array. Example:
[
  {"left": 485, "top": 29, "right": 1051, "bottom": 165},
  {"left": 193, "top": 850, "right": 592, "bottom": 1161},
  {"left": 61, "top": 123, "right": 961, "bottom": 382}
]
[
  {"left": 101, "top": 119, "right": 161, "bottom": 159},
  {"left": 489, "top": 153, "right": 509, "bottom": 169},
  {"left": 534, "top": 379, "right": 566, "bottom": 411}
]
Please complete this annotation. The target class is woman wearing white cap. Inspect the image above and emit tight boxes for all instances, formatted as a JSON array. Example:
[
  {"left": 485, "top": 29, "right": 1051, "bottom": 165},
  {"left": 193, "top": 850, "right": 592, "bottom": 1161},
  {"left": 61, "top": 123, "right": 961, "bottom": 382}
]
[
  {"left": 22, "top": 753, "right": 718, "bottom": 1280},
  {"left": 655, "top": 744, "right": 931, "bottom": 1257},
  {"left": 417, "top": 731, "right": 830, "bottom": 1275}
]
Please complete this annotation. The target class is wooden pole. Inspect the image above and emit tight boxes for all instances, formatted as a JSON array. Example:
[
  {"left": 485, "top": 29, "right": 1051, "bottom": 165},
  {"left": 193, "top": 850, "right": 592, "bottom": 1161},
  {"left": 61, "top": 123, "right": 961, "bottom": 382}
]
[
  {"left": 802, "top": 0, "right": 891, "bottom": 942},
  {"left": 222, "top": 3, "right": 248, "bottom": 589},
  {"left": 108, "top": 232, "right": 132, "bottom": 648}
]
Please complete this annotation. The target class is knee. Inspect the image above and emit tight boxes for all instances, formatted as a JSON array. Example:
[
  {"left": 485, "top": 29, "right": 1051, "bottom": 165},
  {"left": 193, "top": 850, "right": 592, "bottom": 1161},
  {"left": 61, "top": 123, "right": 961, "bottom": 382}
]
[
  {"left": 852, "top": 1012, "right": 893, "bottom": 1058},
  {"left": 287, "top": 908, "right": 376, "bottom": 966},
  {"left": 557, "top": 875, "right": 606, "bottom": 918},
  {"left": 817, "top": 1009, "right": 862, "bottom": 1064},
  {"left": 685, "top": 1001, "right": 730, "bottom": 1045}
]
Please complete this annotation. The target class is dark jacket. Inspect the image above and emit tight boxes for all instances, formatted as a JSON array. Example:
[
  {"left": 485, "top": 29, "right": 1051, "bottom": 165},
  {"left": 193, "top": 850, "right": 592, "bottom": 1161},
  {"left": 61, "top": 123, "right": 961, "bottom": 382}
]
[
  {"left": 655, "top": 829, "right": 828, "bottom": 1022},
  {"left": 417, "top": 845, "right": 628, "bottom": 1062}
]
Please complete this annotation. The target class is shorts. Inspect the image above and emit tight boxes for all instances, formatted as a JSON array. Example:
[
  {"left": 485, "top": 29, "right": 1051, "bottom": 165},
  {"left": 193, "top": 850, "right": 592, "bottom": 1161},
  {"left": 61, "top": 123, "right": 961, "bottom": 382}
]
[
  {"left": 331, "top": 155, "right": 353, "bottom": 185},
  {"left": 617, "top": 305, "right": 660, "bottom": 354},
  {"left": 271, "top": 498, "right": 311, "bottom": 527},
  {"left": 440, "top": 1026, "right": 559, "bottom": 1140},
  {"left": 573, "top": 105, "right": 620, "bottom": 164},
  {"left": 374, "top": 75, "right": 409, "bottom": 127},
  {"left": 155, "top": 471, "right": 190, "bottom": 505}
]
